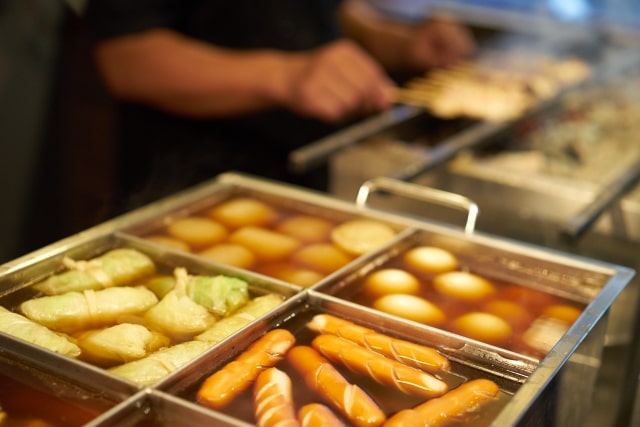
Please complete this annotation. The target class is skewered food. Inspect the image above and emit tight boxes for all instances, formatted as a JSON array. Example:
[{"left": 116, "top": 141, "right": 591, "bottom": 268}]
[{"left": 395, "top": 53, "right": 591, "bottom": 121}]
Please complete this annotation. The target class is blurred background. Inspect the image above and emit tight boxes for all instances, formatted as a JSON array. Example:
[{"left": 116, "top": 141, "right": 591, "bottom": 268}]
[{"left": 2, "top": 0, "right": 640, "bottom": 264}]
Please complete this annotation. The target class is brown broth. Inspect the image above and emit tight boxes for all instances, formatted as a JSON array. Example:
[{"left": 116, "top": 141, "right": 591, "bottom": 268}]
[
  {"left": 342, "top": 250, "right": 585, "bottom": 358},
  {"left": 188, "top": 310, "right": 512, "bottom": 426},
  {"left": 141, "top": 197, "right": 390, "bottom": 287},
  {"left": 0, "top": 374, "right": 106, "bottom": 427}
]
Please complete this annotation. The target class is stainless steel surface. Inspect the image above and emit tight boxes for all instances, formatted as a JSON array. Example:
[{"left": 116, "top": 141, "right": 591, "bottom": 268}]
[
  {"left": 87, "top": 389, "right": 244, "bottom": 427},
  {"left": 288, "top": 105, "right": 424, "bottom": 173},
  {"left": 0, "top": 173, "right": 634, "bottom": 426},
  {"left": 560, "top": 156, "right": 640, "bottom": 242}
]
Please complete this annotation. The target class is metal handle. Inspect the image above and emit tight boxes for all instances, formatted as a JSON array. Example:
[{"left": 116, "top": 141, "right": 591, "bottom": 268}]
[
  {"left": 560, "top": 156, "right": 640, "bottom": 242},
  {"left": 355, "top": 177, "right": 479, "bottom": 233}
]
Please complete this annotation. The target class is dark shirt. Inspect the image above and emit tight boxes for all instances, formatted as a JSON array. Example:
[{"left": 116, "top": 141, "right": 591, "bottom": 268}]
[{"left": 85, "top": 0, "right": 344, "bottom": 211}]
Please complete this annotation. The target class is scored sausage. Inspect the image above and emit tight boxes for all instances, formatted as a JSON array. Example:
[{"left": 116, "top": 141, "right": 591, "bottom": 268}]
[
  {"left": 253, "top": 367, "right": 300, "bottom": 427},
  {"left": 197, "top": 328, "right": 296, "bottom": 409},
  {"left": 307, "top": 314, "right": 450, "bottom": 373},
  {"left": 287, "top": 345, "right": 386, "bottom": 427},
  {"left": 384, "top": 378, "right": 501, "bottom": 427},
  {"left": 298, "top": 403, "right": 347, "bottom": 427},
  {"left": 312, "top": 334, "right": 448, "bottom": 398}
]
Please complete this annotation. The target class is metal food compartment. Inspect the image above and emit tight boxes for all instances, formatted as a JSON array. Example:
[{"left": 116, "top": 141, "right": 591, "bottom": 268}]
[
  {"left": 161, "top": 293, "right": 528, "bottom": 426},
  {"left": 0, "top": 231, "right": 300, "bottom": 391},
  {"left": 87, "top": 389, "right": 244, "bottom": 427},
  {"left": 0, "top": 349, "right": 117, "bottom": 426},
  {"left": 314, "top": 52, "right": 640, "bottom": 426},
  {"left": 0, "top": 173, "right": 634, "bottom": 426},
  {"left": 117, "top": 173, "right": 412, "bottom": 289}
]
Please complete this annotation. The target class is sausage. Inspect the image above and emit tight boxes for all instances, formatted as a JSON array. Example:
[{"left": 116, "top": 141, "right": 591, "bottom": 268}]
[
  {"left": 287, "top": 345, "right": 386, "bottom": 427},
  {"left": 312, "top": 334, "right": 448, "bottom": 398},
  {"left": 298, "top": 403, "right": 347, "bottom": 427},
  {"left": 196, "top": 328, "right": 296, "bottom": 409},
  {"left": 384, "top": 378, "right": 501, "bottom": 427},
  {"left": 253, "top": 367, "right": 300, "bottom": 427},
  {"left": 307, "top": 314, "right": 450, "bottom": 373}
]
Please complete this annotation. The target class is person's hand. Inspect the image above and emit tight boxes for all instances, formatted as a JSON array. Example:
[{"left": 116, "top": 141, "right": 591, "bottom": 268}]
[
  {"left": 408, "top": 15, "right": 475, "bottom": 69},
  {"left": 283, "top": 39, "right": 396, "bottom": 123}
]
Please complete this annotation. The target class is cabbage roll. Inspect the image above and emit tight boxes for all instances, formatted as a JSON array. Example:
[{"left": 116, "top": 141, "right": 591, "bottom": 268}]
[
  {"left": 20, "top": 286, "right": 158, "bottom": 333},
  {"left": 76, "top": 323, "right": 170, "bottom": 366},
  {"left": 35, "top": 248, "right": 156, "bottom": 295},
  {"left": 109, "top": 340, "right": 212, "bottom": 386},
  {"left": 0, "top": 306, "right": 81, "bottom": 357},
  {"left": 143, "top": 289, "right": 216, "bottom": 339},
  {"left": 141, "top": 275, "right": 176, "bottom": 299},
  {"left": 187, "top": 274, "right": 249, "bottom": 317},
  {"left": 196, "top": 293, "right": 284, "bottom": 343}
]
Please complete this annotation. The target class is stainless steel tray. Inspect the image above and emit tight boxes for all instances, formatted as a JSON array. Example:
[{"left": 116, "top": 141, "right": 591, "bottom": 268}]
[{"left": 0, "top": 173, "right": 633, "bottom": 426}]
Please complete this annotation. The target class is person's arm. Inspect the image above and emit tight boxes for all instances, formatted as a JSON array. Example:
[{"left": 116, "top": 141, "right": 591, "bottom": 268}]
[
  {"left": 94, "top": 28, "right": 298, "bottom": 118},
  {"left": 338, "top": 0, "right": 475, "bottom": 71},
  {"left": 94, "top": 28, "right": 394, "bottom": 122}
]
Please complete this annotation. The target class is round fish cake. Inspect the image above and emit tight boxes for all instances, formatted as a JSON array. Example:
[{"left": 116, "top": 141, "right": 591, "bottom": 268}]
[
  {"left": 433, "top": 271, "right": 495, "bottom": 301},
  {"left": 291, "top": 243, "right": 353, "bottom": 275},
  {"left": 363, "top": 268, "right": 420, "bottom": 298},
  {"left": 166, "top": 217, "right": 228, "bottom": 247},
  {"left": 403, "top": 246, "right": 458, "bottom": 274},
  {"left": 373, "top": 294, "right": 446, "bottom": 326},
  {"left": 229, "top": 226, "right": 300, "bottom": 261},
  {"left": 542, "top": 304, "right": 582, "bottom": 325},
  {"left": 198, "top": 243, "right": 256, "bottom": 269},
  {"left": 207, "top": 197, "right": 279, "bottom": 229},
  {"left": 482, "top": 299, "right": 533, "bottom": 332},
  {"left": 331, "top": 219, "right": 396, "bottom": 256},
  {"left": 452, "top": 312, "right": 512, "bottom": 345},
  {"left": 259, "top": 263, "right": 324, "bottom": 288},
  {"left": 276, "top": 215, "right": 335, "bottom": 243}
]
